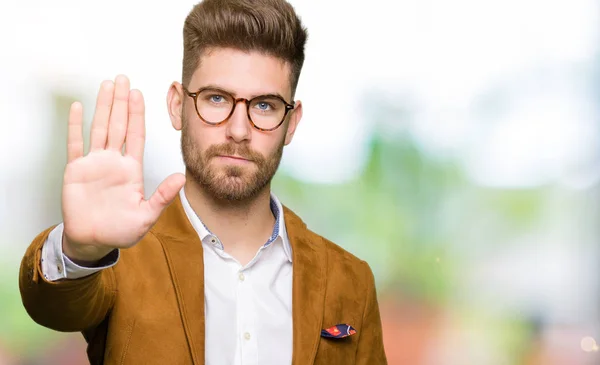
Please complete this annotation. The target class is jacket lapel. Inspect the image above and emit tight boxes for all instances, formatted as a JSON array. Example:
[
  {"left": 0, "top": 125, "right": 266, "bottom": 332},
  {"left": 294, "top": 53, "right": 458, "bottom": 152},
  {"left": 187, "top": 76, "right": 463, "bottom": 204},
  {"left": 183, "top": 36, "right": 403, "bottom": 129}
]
[
  {"left": 284, "top": 206, "right": 328, "bottom": 365},
  {"left": 151, "top": 195, "right": 205, "bottom": 365}
]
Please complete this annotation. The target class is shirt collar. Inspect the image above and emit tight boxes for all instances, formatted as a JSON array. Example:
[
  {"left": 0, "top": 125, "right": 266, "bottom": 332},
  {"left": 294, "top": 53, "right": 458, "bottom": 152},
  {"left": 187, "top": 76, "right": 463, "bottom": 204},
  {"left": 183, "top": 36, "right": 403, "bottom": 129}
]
[{"left": 179, "top": 188, "right": 292, "bottom": 262}]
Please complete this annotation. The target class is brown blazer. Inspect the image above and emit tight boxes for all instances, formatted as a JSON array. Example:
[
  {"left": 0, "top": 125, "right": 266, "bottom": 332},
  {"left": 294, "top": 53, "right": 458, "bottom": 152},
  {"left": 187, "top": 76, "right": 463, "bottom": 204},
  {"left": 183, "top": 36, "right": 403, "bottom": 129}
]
[{"left": 19, "top": 195, "right": 387, "bottom": 364}]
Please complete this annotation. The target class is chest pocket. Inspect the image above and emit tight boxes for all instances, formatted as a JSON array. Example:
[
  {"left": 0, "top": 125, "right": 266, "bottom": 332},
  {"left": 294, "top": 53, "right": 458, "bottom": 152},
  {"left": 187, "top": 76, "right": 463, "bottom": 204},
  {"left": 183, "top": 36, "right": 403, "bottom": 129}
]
[{"left": 314, "top": 335, "right": 358, "bottom": 365}]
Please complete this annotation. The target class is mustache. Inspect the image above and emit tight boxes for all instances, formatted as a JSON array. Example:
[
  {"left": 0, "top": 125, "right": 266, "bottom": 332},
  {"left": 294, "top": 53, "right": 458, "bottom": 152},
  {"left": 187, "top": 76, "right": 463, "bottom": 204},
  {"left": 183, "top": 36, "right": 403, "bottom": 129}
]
[{"left": 204, "top": 143, "right": 265, "bottom": 163}]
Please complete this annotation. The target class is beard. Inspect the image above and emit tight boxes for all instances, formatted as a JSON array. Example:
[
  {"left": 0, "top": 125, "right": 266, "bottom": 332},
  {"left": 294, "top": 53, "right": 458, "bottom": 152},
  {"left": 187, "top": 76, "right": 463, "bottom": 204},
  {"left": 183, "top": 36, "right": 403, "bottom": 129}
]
[{"left": 181, "top": 114, "right": 285, "bottom": 203}]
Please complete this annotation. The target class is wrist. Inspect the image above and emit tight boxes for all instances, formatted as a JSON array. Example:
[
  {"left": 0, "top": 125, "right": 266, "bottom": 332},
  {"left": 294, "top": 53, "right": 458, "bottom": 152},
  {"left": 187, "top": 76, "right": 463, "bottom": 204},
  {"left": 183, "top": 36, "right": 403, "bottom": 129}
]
[{"left": 62, "top": 233, "right": 115, "bottom": 266}]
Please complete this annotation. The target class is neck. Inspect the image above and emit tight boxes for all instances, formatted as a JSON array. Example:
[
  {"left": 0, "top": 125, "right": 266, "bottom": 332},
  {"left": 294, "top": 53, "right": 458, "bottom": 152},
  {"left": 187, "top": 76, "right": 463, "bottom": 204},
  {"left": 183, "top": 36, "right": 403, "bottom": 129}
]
[{"left": 183, "top": 172, "right": 276, "bottom": 256}]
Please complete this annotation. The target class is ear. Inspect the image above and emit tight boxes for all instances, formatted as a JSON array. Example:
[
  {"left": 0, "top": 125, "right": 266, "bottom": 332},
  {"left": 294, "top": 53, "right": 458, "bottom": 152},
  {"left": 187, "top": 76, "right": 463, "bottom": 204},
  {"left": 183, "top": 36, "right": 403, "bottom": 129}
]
[
  {"left": 167, "top": 82, "right": 185, "bottom": 131},
  {"left": 284, "top": 100, "right": 303, "bottom": 146}
]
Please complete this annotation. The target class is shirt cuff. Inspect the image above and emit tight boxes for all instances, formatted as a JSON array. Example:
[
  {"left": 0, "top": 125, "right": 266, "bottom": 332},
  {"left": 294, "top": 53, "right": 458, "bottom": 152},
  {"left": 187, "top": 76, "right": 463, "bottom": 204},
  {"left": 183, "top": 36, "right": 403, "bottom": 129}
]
[{"left": 40, "top": 223, "right": 120, "bottom": 281}]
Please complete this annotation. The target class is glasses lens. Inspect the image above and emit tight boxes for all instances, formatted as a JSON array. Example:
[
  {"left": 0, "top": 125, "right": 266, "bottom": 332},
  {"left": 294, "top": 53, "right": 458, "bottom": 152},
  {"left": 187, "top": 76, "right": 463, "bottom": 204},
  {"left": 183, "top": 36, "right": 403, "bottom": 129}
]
[
  {"left": 196, "top": 90, "right": 234, "bottom": 124},
  {"left": 248, "top": 97, "right": 287, "bottom": 130}
]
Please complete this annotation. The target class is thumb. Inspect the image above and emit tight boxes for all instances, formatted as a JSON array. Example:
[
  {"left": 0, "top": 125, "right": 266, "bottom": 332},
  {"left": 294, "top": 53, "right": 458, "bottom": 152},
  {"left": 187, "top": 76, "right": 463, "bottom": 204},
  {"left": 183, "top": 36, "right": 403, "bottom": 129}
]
[{"left": 145, "top": 173, "right": 186, "bottom": 221}]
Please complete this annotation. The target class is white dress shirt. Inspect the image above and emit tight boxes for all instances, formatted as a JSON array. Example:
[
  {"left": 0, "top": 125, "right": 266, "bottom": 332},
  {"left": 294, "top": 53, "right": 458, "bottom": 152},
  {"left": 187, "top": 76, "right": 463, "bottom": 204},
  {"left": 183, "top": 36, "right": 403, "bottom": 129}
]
[{"left": 41, "top": 188, "right": 294, "bottom": 365}]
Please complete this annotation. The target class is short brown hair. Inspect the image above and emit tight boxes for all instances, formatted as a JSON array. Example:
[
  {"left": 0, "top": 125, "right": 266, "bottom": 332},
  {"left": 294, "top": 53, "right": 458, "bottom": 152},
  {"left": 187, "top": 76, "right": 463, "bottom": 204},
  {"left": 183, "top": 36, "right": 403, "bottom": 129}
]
[{"left": 182, "top": 0, "right": 308, "bottom": 95}]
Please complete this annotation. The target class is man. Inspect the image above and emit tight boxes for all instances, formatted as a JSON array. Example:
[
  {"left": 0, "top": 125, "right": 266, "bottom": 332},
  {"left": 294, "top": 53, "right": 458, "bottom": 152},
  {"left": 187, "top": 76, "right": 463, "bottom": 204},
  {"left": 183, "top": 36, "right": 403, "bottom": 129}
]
[{"left": 19, "top": 0, "right": 387, "bottom": 364}]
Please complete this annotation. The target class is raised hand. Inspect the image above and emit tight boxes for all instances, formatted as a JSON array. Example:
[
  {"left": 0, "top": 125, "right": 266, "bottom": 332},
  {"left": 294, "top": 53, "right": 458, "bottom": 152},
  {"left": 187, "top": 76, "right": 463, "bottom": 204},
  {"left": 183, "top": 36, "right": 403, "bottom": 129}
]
[{"left": 61, "top": 75, "right": 185, "bottom": 264}]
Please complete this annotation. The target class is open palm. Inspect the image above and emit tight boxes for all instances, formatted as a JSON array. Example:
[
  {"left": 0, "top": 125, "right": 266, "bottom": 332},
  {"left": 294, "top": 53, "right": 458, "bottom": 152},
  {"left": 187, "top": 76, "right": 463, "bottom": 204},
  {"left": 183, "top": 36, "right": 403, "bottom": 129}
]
[{"left": 61, "top": 76, "right": 185, "bottom": 263}]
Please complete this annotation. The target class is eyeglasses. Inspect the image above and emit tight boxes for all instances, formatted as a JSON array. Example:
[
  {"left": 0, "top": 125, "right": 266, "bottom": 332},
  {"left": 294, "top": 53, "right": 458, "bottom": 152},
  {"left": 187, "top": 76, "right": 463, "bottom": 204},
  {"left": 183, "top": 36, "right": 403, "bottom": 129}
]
[{"left": 183, "top": 86, "right": 295, "bottom": 132}]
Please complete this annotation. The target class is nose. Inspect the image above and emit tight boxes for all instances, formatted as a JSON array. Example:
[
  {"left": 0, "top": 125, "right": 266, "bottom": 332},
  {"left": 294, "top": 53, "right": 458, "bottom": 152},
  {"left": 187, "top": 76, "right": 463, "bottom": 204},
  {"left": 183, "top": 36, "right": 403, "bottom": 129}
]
[{"left": 225, "top": 100, "right": 252, "bottom": 142}]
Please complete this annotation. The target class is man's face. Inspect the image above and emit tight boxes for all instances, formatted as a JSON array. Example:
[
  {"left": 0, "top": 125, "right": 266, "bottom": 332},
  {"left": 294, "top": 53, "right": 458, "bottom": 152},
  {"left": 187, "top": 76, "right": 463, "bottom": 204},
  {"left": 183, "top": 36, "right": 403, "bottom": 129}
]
[{"left": 172, "top": 48, "right": 302, "bottom": 202}]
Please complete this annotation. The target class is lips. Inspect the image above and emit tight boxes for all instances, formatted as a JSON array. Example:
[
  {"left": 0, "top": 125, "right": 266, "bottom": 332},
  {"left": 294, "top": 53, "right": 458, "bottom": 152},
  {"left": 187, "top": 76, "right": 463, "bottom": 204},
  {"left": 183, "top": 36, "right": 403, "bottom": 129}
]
[{"left": 217, "top": 155, "right": 251, "bottom": 162}]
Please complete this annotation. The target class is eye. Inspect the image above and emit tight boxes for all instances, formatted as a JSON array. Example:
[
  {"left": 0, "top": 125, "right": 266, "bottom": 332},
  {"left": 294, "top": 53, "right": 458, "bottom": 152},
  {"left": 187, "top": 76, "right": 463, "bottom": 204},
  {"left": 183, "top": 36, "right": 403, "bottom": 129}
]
[
  {"left": 252, "top": 98, "right": 282, "bottom": 112},
  {"left": 256, "top": 101, "right": 271, "bottom": 111},
  {"left": 210, "top": 95, "right": 224, "bottom": 103}
]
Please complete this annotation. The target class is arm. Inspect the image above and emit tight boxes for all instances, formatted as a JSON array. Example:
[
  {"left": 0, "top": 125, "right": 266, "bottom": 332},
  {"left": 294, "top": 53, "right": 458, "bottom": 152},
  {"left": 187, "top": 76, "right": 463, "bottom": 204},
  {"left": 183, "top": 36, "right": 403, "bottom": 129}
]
[
  {"left": 355, "top": 261, "right": 388, "bottom": 365},
  {"left": 19, "top": 226, "right": 117, "bottom": 332},
  {"left": 19, "top": 75, "right": 183, "bottom": 334}
]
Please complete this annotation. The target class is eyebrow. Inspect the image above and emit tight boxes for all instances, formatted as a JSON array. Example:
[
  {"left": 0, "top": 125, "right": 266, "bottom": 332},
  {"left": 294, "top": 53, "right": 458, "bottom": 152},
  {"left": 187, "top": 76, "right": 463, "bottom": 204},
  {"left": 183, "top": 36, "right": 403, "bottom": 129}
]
[{"left": 196, "top": 84, "right": 291, "bottom": 102}]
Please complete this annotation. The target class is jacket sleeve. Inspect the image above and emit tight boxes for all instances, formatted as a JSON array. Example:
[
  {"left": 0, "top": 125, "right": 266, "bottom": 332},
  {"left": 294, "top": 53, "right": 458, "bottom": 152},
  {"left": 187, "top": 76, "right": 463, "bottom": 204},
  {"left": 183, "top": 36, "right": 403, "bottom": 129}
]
[
  {"left": 41, "top": 223, "right": 120, "bottom": 281},
  {"left": 19, "top": 226, "right": 117, "bottom": 332},
  {"left": 355, "top": 261, "right": 388, "bottom": 364}
]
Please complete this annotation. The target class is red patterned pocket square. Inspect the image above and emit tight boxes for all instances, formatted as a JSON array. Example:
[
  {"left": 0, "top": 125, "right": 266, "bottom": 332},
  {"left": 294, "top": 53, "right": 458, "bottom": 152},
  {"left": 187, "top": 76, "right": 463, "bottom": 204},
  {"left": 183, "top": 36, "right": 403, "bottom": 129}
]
[{"left": 321, "top": 324, "right": 357, "bottom": 339}]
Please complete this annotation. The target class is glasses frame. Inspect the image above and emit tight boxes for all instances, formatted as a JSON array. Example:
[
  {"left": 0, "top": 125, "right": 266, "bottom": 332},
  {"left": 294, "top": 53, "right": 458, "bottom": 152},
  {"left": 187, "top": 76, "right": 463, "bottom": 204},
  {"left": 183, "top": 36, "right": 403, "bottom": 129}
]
[{"left": 183, "top": 87, "right": 295, "bottom": 132}]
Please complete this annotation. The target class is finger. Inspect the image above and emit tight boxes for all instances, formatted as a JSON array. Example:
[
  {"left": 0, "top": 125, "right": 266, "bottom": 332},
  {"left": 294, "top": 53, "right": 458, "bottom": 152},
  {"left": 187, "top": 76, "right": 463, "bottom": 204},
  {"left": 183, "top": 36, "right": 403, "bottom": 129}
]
[
  {"left": 106, "top": 75, "right": 131, "bottom": 151},
  {"left": 67, "top": 102, "right": 84, "bottom": 162},
  {"left": 124, "top": 89, "right": 146, "bottom": 164},
  {"left": 89, "top": 80, "right": 115, "bottom": 151},
  {"left": 144, "top": 173, "right": 186, "bottom": 221}
]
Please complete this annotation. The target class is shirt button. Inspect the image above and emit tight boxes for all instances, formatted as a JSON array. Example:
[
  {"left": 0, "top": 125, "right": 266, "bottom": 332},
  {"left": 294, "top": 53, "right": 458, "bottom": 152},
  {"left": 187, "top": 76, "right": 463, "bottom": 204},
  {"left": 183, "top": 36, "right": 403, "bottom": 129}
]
[
  {"left": 244, "top": 332, "right": 251, "bottom": 340},
  {"left": 238, "top": 272, "right": 245, "bottom": 281},
  {"left": 57, "top": 264, "right": 62, "bottom": 273}
]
